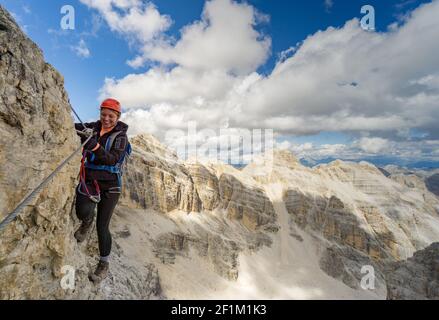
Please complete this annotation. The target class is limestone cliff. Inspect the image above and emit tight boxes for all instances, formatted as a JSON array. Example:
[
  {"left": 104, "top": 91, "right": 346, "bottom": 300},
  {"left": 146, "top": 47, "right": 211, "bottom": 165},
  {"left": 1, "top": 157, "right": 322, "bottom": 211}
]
[
  {"left": 386, "top": 242, "right": 439, "bottom": 299},
  {"left": 242, "top": 153, "right": 439, "bottom": 296},
  {"left": 0, "top": 6, "right": 162, "bottom": 299}
]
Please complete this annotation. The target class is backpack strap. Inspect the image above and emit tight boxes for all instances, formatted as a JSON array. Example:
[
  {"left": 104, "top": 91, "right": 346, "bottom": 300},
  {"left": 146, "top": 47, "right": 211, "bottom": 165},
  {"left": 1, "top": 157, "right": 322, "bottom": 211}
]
[{"left": 104, "top": 131, "right": 123, "bottom": 152}]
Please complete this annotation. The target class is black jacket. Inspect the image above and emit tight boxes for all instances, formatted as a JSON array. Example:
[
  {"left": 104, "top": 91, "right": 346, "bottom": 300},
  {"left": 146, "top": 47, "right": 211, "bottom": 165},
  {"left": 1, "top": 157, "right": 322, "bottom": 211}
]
[{"left": 75, "top": 120, "right": 129, "bottom": 189}]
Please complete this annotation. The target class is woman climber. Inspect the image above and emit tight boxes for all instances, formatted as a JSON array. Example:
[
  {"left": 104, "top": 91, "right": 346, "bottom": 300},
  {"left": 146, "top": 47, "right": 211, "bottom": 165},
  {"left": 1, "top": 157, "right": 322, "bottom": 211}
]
[{"left": 74, "top": 98, "right": 130, "bottom": 284}]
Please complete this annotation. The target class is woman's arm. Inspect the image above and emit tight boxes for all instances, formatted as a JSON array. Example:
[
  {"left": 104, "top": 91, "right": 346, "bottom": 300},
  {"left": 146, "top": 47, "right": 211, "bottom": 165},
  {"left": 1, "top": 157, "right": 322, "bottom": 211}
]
[{"left": 90, "top": 134, "right": 128, "bottom": 166}]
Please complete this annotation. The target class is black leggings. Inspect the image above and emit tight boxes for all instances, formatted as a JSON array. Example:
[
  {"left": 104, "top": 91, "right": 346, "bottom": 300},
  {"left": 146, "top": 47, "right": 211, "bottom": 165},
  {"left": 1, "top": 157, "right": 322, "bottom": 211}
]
[{"left": 75, "top": 184, "right": 120, "bottom": 257}]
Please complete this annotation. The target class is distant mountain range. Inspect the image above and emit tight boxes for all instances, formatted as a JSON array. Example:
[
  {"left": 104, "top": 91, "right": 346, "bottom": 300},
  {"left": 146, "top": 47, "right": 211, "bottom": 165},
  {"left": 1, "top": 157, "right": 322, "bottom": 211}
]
[
  {"left": 300, "top": 157, "right": 439, "bottom": 170},
  {"left": 299, "top": 157, "right": 439, "bottom": 197}
]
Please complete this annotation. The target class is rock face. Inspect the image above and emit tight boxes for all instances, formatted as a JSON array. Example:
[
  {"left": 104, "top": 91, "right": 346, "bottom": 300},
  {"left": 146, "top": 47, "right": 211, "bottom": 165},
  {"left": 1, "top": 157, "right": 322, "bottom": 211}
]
[
  {"left": 0, "top": 6, "right": 162, "bottom": 300},
  {"left": 121, "top": 136, "right": 277, "bottom": 232},
  {"left": 426, "top": 174, "right": 439, "bottom": 197},
  {"left": 319, "top": 245, "right": 386, "bottom": 292},
  {"left": 218, "top": 173, "right": 277, "bottom": 231},
  {"left": 283, "top": 191, "right": 395, "bottom": 262},
  {"left": 383, "top": 165, "right": 439, "bottom": 197},
  {"left": 242, "top": 153, "right": 439, "bottom": 296},
  {"left": 0, "top": 5, "right": 79, "bottom": 298},
  {"left": 121, "top": 135, "right": 202, "bottom": 212},
  {"left": 151, "top": 223, "right": 272, "bottom": 281},
  {"left": 386, "top": 242, "right": 439, "bottom": 300},
  {"left": 390, "top": 174, "right": 428, "bottom": 191},
  {"left": 119, "top": 136, "right": 278, "bottom": 283}
]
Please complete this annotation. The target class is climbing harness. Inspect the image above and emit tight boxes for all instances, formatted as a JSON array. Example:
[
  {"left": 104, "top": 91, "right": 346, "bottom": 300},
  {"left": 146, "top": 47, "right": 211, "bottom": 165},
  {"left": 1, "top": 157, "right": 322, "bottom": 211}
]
[
  {"left": 77, "top": 149, "right": 102, "bottom": 204},
  {"left": 77, "top": 130, "right": 131, "bottom": 203},
  {"left": 0, "top": 105, "right": 95, "bottom": 233},
  {"left": 74, "top": 129, "right": 102, "bottom": 203}
]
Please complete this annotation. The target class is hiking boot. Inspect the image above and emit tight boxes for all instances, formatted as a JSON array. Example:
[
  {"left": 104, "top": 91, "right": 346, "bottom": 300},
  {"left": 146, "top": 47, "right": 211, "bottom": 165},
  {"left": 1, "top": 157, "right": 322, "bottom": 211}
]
[
  {"left": 74, "top": 219, "right": 93, "bottom": 243},
  {"left": 89, "top": 260, "right": 109, "bottom": 284}
]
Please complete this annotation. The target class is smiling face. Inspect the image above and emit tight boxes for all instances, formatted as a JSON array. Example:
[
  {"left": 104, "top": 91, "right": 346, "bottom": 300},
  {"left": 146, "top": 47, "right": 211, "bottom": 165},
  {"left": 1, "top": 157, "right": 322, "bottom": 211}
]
[{"left": 100, "top": 108, "right": 120, "bottom": 129}]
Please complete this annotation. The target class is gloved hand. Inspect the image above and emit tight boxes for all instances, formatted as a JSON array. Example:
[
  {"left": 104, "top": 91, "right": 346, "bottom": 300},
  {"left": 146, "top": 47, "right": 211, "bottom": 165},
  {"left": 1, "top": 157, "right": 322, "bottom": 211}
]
[
  {"left": 84, "top": 136, "right": 99, "bottom": 150},
  {"left": 77, "top": 128, "right": 95, "bottom": 143},
  {"left": 82, "top": 128, "right": 94, "bottom": 137}
]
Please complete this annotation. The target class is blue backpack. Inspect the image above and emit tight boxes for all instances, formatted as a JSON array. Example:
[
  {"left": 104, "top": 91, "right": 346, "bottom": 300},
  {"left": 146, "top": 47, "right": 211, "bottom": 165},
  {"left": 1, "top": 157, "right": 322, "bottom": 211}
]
[{"left": 84, "top": 131, "right": 132, "bottom": 188}]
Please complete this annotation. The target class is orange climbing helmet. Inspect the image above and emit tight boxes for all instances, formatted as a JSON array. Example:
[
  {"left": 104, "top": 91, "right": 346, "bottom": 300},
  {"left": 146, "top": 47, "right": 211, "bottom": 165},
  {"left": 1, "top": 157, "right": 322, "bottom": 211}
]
[{"left": 100, "top": 98, "right": 121, "bottom": 114}]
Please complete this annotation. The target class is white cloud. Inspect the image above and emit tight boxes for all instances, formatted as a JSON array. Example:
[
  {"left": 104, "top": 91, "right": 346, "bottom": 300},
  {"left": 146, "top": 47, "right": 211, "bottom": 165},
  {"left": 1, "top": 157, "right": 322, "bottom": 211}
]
[
  {"left": 288, "top": 142, "right": 315, "bottom": 154},
  {"left": 276, "top": 140, "right": 292, "bottom": 150},
  {"left": 79, "top": 0, "right": 172, "bottom": 44},
  {"left": 91, "top": 0, "right": 439, "bottom": 163},
  {"left": 72, "top": 39, "right": 91, "bottom": 58},
  {"left": 311, "top": 144, "right": 348, "bottom": 158},
  {"left": 236, "top": 1, "right": 439, "bottom": 138},
  {"left": 101, "top": 67, "right": 241, "bottom": 107},
  {"left": 104, "top": 1, "right": 439, "bottom": 138},
  {"left": 278, "top": 46, "right": 299, "bottom": 63},
  {"left": 410, "top": 73, "right": 439, "bottom": 89},
  {"left": 81, "top": 0, "right": 270, "bottom": 73},
  {"left": 357, "top": 137, "right": 390, "bottom": 154},
  {"left": 140, "top": 0, "right": 271, "bottom": 74}
]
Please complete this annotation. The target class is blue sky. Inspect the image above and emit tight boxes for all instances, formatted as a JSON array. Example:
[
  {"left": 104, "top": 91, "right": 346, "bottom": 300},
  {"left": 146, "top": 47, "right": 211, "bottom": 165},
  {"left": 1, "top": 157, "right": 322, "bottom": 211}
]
[
  {"left": 2, "top": 0, "right": 439, "bottom": 168},
  {"left": 2, "top": 0, "right": 428, "bottom": 119}
]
